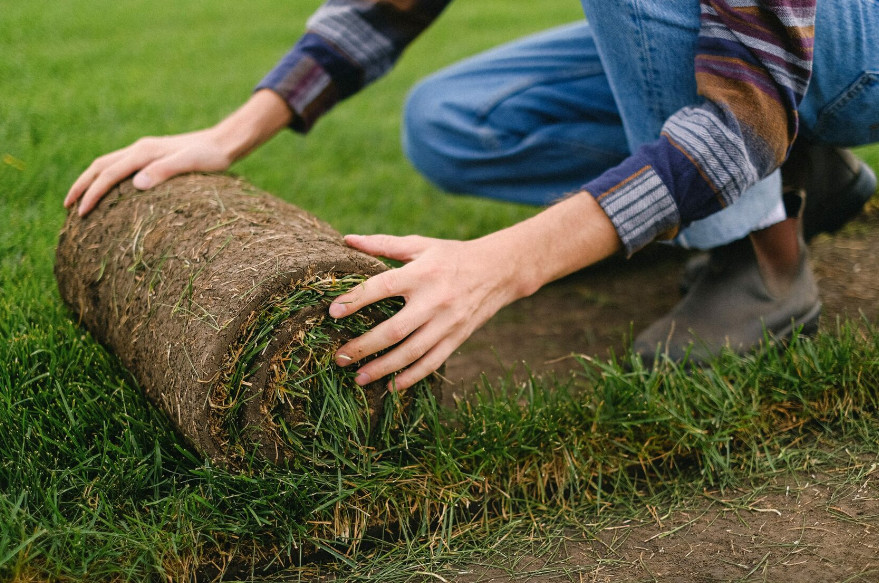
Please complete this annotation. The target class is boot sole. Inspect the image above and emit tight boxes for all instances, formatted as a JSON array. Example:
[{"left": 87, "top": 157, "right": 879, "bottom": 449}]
[{"left": 771, "top": 301, "right": 822, "bottom": 341}]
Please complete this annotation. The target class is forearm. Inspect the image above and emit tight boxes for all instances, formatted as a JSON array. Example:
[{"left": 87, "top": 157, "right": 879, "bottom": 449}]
[
  {"left": 257, "top": 0, "right": 454, "bottom": 133},
  {"left": 480, "top": 191, "right": 621, "bottom": 300},
  {"left": 211, "top": 89, "right": 293, "bottom": 163}
]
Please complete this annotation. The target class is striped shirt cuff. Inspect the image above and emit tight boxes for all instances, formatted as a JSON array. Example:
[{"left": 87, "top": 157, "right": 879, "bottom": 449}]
[
  {"left": 255, "top": 53, "right": 340, "bottom": 133},
  {"left": 584, "top": 162, "right": 681, "bottom": 256}
]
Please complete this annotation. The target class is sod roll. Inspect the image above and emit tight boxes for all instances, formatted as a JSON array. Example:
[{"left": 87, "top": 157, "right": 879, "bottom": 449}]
[{"left": 55, "top": 173, "right": 429, "bottom": 467}]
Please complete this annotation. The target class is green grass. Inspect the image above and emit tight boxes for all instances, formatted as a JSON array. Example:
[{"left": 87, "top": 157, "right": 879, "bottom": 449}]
[{"left": 3, "top": 1, "right": 879, "bottom": 581}]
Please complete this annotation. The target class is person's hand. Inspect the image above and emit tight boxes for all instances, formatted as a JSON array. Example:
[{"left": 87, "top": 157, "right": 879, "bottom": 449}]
[
  {"left": 64, "top": 89, "right": 293, "bottom": 216},
  {"left": 328, "top": 192, "right": 622, "bottom": 391},
  {"left": 64, "top": 128, "right": 234, "bottom": 215},
  {"left": 329, "top": 233, "right": 529, "bottom": 391}
]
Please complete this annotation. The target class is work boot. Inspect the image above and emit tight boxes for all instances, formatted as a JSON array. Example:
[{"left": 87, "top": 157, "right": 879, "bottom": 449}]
[
  {"left": 790, "top": 143, "right": 877, "bottom": 241},
  {"left": 679, "top": 143, "right": 877, "bottom": 295},
  {"left": 633, "top": 235, "right": 821, "bottom": 366}
]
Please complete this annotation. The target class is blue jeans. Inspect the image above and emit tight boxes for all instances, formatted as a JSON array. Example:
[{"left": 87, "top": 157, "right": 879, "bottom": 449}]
[{"left": 403, "top": 0, "right": 879, "bottom": 250}]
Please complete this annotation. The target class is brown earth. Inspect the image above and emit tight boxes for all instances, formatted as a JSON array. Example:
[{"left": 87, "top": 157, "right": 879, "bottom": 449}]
[
  {"left": 452, "top": 472, "right": 879, "bottom": 582},
  {"left": 438, "top": 207, "right": 879, "bottom": 581}
]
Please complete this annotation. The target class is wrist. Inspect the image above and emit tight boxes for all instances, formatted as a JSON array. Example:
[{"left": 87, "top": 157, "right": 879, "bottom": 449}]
[
  {"left": 211, "top": 89, "right": 293, "bottom": 163},
  {"left": 474, "top": 228, "right": 545, "bottom": 302},
  {"left": 483, "top": 192, "right": 621, "bottom": 299}
]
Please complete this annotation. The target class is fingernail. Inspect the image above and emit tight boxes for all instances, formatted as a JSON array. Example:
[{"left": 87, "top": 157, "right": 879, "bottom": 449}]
[
  {"left": 336, "top": 353, "right": 352, "bottom": 365},
  {"left": 355, "top": 372, "right": 370, "bottom": 386},
  {"left": 133, "top": 172, "right": 152, "bottom": 190},
  {"left": 329, "top": 302, "right": 346, "bottom": 318}
]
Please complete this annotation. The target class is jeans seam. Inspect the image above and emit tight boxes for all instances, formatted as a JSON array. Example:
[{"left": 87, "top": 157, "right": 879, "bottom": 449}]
[
  {"left": 476, "top": 124, "right": 626, "bottom": 156},
  {"left": 634, "top": 1, "right": 652, "bottom": 119},
  {"left": 813, "top": 71, "right": 879, "bottom": 144},
  {"left": 523, "top": 131, "right": 627, "bottom": 157},
  {"left": 472, "top": 66, "right": 607, "bottom": 122},
  {"left": 820, "top": 71, "right": 879, "bottom": 118}
]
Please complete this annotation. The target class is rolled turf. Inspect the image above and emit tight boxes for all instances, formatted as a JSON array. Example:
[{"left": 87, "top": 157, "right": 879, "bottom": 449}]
[{"left": 55, "top": 173, "right": 432, "bottom": 467}]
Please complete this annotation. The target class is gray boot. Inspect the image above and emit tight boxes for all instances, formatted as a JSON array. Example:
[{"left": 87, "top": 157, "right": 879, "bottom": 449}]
[
  {"left": 633, "top": 236, "right": 821, "bottom": 366},
  {"left": 679, "top": 143, "right": 876, "bottom": 295}
]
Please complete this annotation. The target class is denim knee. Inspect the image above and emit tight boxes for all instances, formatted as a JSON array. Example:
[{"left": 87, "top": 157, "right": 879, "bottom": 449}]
[{"left": 402, "top": 76, "right": 475, "bottom": 193}]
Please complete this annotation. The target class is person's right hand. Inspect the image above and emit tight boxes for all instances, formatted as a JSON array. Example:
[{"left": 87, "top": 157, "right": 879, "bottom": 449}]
[
  {"left": 64, "top": 89, "right": 294, "bottom": 216},
  {"left": 64, "top": 128, "right": 234, "bottom": 216}
]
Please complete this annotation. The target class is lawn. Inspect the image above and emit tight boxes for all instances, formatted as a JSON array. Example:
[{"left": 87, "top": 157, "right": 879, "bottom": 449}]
[{"left": 2, "top": 1, "right": 879, "bottom": 581}]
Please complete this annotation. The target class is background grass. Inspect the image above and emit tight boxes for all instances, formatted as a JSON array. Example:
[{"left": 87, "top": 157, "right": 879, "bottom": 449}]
[{"left": 2, "top": 1, "right": 879, "bottom": 581}]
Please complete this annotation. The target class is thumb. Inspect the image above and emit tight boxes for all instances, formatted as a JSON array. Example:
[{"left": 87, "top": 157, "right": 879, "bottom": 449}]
[
  {"left": 132, "top": 170, "right": 154, "bottom": 190},
  {"left": 344, "top": 234, "right": 430, "bottom": 263}
]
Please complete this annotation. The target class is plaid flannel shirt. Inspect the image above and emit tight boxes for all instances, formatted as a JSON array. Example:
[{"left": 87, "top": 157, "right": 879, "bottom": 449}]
[{"left": 256, "top": 1, "right": 816, "bottom": 255}]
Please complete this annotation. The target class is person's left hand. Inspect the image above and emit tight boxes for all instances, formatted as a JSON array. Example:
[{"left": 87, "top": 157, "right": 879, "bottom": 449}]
[{"left": 329, "top": 233, "right": 528, "bottom": 390}]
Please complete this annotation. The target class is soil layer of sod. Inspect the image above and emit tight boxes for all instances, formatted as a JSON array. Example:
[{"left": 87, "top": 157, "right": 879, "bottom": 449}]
[{"left": 55, "top": 173, "right": 433, "bottom": 467}]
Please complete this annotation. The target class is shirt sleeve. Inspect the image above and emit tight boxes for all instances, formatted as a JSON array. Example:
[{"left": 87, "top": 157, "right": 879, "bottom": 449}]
[
  {"left": 255, "top": 0, "right": 453, "bottom": 133},
  {"left": 584, "top": 1, "right": 816, "bottom": 255}
]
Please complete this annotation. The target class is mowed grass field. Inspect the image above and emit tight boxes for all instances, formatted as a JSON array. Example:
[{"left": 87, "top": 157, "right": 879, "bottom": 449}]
[{"left": 3, "top": 1, "right": 879, "bottom": 581}]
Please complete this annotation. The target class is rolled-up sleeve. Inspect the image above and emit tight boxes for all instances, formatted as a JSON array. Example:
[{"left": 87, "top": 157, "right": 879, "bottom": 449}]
[
  {"left": 584, "top": 1, "right": 816, "bottom": 255},
  {"left": 256, "top": 0, "right": 453, "bottom": 132}
]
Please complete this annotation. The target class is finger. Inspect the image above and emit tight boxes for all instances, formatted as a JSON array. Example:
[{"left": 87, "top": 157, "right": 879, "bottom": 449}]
[
  {"left": 329, "top": 268, "right": 403, "bottom": 319},
  {"left": 334, "top": 303, "right": 427, "bottom": 367},
  {"left": 76, "top": 169, "right": 134, "bottom": 216},
  {"left": 76, "top": 153, "right": 163, "bottom": 216},
  {"left": 137, "top": 147, "right": 224, "bottom": 188},
  {"left": 387, "top": 338, "right": 457, "bottom": 391},
  {"left": 64, "top": 150, "right": 127, "bottom": 207},
  {"left": 349, "top": 323, "right": 439, "bottom": 385},
  {"left": 74, "top": 137, "right": 173, "bottom": 215},
  {"left": 65, "top": 169, "right": 96, "bottom": 208},
  {"left": 343, "top": 234, "right": 429, "bottom": 263}
]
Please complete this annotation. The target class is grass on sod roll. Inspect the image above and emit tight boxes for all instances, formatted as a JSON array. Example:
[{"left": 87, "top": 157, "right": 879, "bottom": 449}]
[
  {"left": 3, "top": 0, "right": 879, "bottom": 581},
  {"left": 214, "top": 274, "right": 427, "bottom": 467}
]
